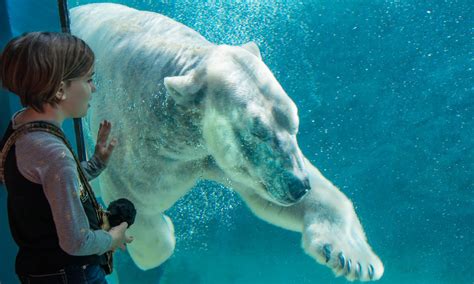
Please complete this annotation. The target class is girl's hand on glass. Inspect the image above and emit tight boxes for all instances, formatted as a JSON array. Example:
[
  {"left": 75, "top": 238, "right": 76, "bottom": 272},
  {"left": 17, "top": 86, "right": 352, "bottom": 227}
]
[{"left": 94, "top": 120, "right": 117, "bottom": 164}]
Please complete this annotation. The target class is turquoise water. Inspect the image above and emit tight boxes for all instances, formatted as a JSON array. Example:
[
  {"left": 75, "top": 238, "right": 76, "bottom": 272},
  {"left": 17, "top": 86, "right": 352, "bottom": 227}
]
[{"left": 1, "top": 1, "right": 472, "bottom": 283}]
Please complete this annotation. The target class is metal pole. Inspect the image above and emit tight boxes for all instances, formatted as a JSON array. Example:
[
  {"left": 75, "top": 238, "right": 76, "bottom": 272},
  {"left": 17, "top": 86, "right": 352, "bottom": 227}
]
[
  {"left": 57, "top": 0, "right": 87, "bottom": 162},
  {"left": 57, "top": 0, "right": 70, "bottom": 33}
]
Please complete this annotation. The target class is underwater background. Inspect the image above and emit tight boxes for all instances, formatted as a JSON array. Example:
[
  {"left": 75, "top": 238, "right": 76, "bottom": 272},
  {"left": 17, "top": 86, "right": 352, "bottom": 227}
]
[{"left": 1, "top": 0, "right": 472, "bottom": 283}]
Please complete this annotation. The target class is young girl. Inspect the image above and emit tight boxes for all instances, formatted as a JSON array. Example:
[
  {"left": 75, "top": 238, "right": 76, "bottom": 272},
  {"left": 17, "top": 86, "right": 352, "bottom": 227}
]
[{"left": 0, "top": 32, "right": 133, "bottom": 283}]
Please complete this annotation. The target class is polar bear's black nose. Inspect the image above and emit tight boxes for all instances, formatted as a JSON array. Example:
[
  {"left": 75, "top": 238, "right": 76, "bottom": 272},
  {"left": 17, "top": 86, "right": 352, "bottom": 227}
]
[{"left": 288, "top": 177, "right": 310, "bottom": 201}]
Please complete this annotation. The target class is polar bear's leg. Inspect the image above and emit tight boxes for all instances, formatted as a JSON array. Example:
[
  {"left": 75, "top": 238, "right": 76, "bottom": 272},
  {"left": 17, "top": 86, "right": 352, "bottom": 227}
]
[
  {"left": 300, "top": 184, "right": 384, "bottom": 281},
  {"left": 126, "top": 211, "right": 176, "bottom": 270},
  {"left": 234, "top": 159, "right": 384, "bottom": 281}
]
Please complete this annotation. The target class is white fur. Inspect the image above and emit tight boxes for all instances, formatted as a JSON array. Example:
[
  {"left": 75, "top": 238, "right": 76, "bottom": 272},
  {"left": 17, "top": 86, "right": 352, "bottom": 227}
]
[{"left": 71, "top": 3, "right": 383, "bottom": 281}]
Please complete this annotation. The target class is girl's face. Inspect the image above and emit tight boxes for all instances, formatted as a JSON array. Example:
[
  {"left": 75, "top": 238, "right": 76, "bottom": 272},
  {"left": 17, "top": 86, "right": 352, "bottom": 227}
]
[{"left": 60, "top": 68, "right": 96, "bottom": 118}]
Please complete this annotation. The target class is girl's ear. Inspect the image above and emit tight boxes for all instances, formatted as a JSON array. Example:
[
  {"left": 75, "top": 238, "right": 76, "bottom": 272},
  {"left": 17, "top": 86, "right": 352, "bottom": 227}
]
[{"left": 56, "top": 81, "right": 67, "bottom": 100}]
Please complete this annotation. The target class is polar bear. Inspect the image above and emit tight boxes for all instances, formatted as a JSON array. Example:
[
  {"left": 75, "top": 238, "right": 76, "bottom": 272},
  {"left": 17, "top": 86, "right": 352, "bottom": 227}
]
[{"left": 71, "top": 3, "right": 384, "bottom": 281}]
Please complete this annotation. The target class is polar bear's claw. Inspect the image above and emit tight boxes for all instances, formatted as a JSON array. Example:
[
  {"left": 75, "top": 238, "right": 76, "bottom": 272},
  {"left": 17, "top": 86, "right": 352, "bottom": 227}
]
[
  {"left": 368, "top": 264, "right": 374, "bottom": 279},
  {"left": 347, "top": 259, "right": 352, "bottom": 273},
  {"left": 323, "top": 244, "right": 332, "bottom": 262},
  {"left": 355, "top": 262, "right": 362, "bottom": 278},
  {"left": 338, "top": 252, "right": 346, "bottom": 269}
]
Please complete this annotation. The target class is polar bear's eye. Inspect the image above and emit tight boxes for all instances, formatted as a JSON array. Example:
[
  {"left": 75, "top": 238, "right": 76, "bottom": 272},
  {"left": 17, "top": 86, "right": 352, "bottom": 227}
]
[
  {"left": 272, "top": 107, "right": 296, "bottom": 134},
  {"left": 251, "top": 119, "right": 271, "bottom": 141}
]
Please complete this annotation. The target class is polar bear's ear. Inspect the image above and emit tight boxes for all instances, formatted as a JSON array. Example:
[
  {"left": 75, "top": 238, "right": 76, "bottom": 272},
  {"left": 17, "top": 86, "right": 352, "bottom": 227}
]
[
  {"left": 240, "top": 41, "right": 262, "bottom": 60},
  {"left": 164, "top": 70, "right": 203, "bottom": 106}
]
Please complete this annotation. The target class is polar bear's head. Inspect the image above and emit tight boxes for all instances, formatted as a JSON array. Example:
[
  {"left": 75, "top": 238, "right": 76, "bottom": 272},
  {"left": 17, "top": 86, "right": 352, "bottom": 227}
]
[{"left": 164, "top": 43, "right": 309, "bottom": 205}]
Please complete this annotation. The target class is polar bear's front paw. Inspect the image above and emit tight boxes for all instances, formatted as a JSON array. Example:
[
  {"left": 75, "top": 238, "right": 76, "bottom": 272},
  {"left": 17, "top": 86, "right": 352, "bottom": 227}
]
[{"left": 302, "top": 221, "right": 384, "bottom": 281}]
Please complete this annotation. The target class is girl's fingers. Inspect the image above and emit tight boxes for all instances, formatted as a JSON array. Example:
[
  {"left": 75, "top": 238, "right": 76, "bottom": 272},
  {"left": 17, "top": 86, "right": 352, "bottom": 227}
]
[
  {"left": 97, "top": 120, "right": 112, "bottom": 145},
  {"left": 107, "top": 138, "right": 118, "bottom": 152},
  {"left": 120, "top": 243, "right": 126, "bottom": 251}
]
